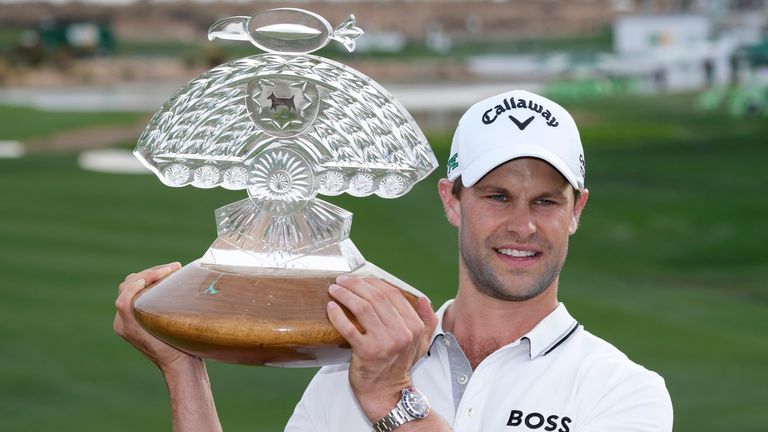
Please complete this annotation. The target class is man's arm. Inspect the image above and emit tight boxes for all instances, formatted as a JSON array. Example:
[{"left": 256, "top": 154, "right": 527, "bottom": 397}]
[
  {"left": 113, "top": 263, "right": 223, "bottom": 432},
  {"left": 327, "top": 276, "right": 453, "bottom": 431}
]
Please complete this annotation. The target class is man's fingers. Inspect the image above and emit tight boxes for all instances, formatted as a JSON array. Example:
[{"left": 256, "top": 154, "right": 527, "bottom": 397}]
[
  {"left": 368, "top": 279, "right": 424, "bottom": 328},
  {"left": 326, "top": 301, "right": 365, "bottom": 346},
  {"left": 125, "top": 261, "right": 181, "bottom": 280},
  {"left": 331, "top": 276, "right": 435, "bottom": 364},
  {"left": 114, "top": 279, "right": 146, "bottom": 340},
  {"left": 113, "top": 314, "right": 123, "bottom": 336},
  {"left": 359, "top": 277, "right": 416, "bottom": 313},
  {"left": 335, "top": 276, "right": 413, "bottom": 331},
  {"left": 116, "top": 278, "right": 146, "bottom": 311},
  {"left": 148, "top": 261, "right": 181, "bottom": 271},
  {"left": 121, "top": 262, "right": 181, "bottom": 289},
  {"left": 341, "top": 277, "right": 428, "bottom": 340},
  {"left": 328, "top": 283, "right": 390, "bottom": 335}
]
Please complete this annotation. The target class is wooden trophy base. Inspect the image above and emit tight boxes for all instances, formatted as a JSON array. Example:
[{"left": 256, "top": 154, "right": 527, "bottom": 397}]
[{"left": 132, "top": 260, "right": 421, "bottom": 367}]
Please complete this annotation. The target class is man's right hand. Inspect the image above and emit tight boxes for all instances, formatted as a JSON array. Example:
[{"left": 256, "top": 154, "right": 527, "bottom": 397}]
[
  {"left": 113, "top": 262, "right": 223, "bottom": 432},
  {"left": 113, "top": 262, "right": 195, "bottom": 372}
]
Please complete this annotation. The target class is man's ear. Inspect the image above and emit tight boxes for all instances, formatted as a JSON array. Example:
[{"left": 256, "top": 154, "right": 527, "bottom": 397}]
[
  {"left": 438, "top": 179, "right": 461, "bottom": 228},
  {"left": 569, "top": 188, "right": 589, "bottom": 234}
]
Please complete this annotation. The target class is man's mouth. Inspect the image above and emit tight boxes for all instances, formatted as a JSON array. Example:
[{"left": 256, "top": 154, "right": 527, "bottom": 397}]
[{"left": 495, "top": 248, "right": 539, "bottom": 258}]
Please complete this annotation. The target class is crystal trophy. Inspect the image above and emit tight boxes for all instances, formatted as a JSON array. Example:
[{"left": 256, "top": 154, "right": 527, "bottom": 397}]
[{"left": 131, "top": 9, "right": 438, "bottom": 367}]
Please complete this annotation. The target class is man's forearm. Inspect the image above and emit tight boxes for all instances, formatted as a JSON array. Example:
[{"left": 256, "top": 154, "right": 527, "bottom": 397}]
[{"left": 162, "top": 357, "right": 222, "bottom": 432}]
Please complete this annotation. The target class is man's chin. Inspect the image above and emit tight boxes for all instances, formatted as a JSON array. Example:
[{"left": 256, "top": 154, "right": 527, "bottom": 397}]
[{"left": 476, "top": 282, "right": 546, "bottom": 302}]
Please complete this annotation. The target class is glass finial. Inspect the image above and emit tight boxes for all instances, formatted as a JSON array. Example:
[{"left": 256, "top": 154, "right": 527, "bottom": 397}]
[{"left": 208, "top": 8, "right": 364, "bottom": 54}]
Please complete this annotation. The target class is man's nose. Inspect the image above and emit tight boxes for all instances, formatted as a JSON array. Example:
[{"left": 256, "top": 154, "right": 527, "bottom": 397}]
[{"left": 503, "top": 203, "right": 537, "bottom": 238}]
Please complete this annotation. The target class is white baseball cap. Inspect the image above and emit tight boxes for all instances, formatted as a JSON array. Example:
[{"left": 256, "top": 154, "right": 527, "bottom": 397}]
[{"left": 447, "top": 90, "right": 585, "bottom": 189}]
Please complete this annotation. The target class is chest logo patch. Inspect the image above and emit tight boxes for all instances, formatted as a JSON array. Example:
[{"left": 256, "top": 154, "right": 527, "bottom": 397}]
[{"left": 507, "top": 409, "right": 572, "bottom": 432}]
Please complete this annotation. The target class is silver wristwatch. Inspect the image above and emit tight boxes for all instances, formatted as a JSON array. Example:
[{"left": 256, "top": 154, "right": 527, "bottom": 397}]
[{"left": 372, "top": 386, "right": 430, "bottom": 432}]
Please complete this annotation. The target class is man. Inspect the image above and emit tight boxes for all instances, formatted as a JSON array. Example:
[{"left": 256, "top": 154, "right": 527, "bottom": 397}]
[{"left": 114, "top": 90, "right": 673, "bottom": 431}]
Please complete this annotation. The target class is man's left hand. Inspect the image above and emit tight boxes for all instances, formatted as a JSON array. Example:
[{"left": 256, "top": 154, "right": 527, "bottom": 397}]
[{"left": 326, "top": 276, "right": 438, "bottom": 422}]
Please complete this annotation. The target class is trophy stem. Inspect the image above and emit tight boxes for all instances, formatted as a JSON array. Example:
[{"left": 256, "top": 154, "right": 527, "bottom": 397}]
[
  {"left": 200, "top": 237, "right": 365, "bottom": 274},
  {"left": 214, "top": 195, "right": 362, "bottom": 270}
]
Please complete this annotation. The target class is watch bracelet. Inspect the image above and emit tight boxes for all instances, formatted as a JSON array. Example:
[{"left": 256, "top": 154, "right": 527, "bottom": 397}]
[{"left": 372, "top": 406, "right": 409, "bottom": 432}]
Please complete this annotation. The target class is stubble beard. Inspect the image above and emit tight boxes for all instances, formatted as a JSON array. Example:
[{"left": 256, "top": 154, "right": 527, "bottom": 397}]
[{"left": 459, "top": 229, "right": 565, "bottom": 302}]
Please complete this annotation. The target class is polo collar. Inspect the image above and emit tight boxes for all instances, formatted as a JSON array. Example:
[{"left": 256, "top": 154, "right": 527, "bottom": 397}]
[
  {"left": 429, "top": 299, "right": 454, "bottom": 343},
  {"left": 429, "top": 300, "right": 579, "bottom": 359},
  {"left": 522, "top": 303, "right": 580, "bottom": 358}
]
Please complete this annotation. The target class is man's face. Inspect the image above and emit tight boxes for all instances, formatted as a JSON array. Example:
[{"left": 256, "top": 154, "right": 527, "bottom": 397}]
[{"left": 439, "top": 158, "right": 588, "bottom": 301}]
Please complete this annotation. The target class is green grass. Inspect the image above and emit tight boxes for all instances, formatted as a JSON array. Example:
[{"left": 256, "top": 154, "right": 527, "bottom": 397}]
[
  {"left": 0, "top": 93, "right": 766, "bottom": 431},
  {"left": 0, "top": 105, "right": 146, "bottom": 142}
]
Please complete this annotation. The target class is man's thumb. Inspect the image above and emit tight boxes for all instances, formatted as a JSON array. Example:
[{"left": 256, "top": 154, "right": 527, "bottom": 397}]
[{"left": 415, "top": 296, "right": 438, "bottom": 335}]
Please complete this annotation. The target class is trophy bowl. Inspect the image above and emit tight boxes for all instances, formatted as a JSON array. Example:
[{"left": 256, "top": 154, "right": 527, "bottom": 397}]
[
  {"left": 133, "top": 261, "right": 421, "bottom": 367},
  {"left": 130, "top": 9, "right": 438, "bottom": 367}
]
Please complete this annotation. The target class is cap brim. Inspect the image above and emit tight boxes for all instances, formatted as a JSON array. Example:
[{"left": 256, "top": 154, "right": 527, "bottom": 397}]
[{"left": 461, "top": 144, "right": 580, "bottom": 190}]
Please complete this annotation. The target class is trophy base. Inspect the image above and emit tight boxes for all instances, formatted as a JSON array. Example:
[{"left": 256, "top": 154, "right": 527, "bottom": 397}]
[{"left": 132, "top": 260, "right": 422, "bottom": 367}]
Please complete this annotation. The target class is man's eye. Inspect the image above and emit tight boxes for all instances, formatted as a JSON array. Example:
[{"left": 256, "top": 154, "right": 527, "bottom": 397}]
[
  {"left": 535, "top": 198, "right": 556, "bottom": 205},
  {"left": 487, "top": 194, "right": 507, "bottom": 202}
]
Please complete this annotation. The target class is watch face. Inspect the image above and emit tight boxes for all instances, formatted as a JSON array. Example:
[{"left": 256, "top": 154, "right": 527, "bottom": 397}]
[{"left": 401, "top": 387, "right": 430, "bottom": 419}]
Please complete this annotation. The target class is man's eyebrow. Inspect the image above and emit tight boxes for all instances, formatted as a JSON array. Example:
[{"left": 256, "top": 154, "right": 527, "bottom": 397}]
[
  {"left": 537, "top": 188, "right": 570, "bottom": 198},
  {"left": 472, "top": 185, "right": 570, "bottom": 197},
  {"left": 472, "top": 185, "right": 510, "bottom": 194}
]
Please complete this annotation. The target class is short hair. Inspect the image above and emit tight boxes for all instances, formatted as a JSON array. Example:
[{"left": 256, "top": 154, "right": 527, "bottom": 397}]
[
  {"left": 450, "top": 175, "right": 582, "bottom": 202},
  {"left": 450, "top": 176, "right": 464, "bottom": 198}
]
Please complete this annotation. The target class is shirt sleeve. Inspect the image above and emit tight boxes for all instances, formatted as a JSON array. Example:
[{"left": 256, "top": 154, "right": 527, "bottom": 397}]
[
  {"left": 284, "top": 371, "right": 324, "bottom": 432},
  {"left": 577, "top": 366, "right": 673, "bottom": 432},
  {"left": 284, "top": 394, "right": 318, "bottom": 432},
  {"left": 284, "top": 364, "right": 362, "bottom": 432}
]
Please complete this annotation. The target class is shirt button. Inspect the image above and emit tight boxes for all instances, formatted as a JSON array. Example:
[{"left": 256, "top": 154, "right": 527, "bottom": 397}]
[
  {"left": 465, "top": 407, "right": 474, "bottom": 417},
  {"left": 443, "top": 338, "right": 450, "bottom": 347},
  {"left": 457, "top": 374, "right": 468, "bottom": 385}
]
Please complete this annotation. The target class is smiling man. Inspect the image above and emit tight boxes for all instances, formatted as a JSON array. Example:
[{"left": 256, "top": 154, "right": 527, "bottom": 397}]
[{"left": 114, "top": 90, "right": 673, "bottom": 431}]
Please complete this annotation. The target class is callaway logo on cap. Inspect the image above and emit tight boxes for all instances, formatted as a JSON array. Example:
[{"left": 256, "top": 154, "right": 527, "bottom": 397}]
[{"left": 447, "top": 90, "right": 585, "bottom": 189}]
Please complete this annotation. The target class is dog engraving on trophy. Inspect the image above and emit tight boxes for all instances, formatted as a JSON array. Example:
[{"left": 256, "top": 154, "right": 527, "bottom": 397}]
[{"left": 268, "top": 93, "right": 297, "bottom": 112}]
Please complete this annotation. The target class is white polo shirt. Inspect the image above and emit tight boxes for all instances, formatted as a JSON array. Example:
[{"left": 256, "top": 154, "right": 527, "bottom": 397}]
[{"left": 285, "top": 301, "right": 673, "bottom": 431}]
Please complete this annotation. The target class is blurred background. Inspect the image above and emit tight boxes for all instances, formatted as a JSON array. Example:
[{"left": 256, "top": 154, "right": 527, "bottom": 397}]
[{"left": 0, "top": 0, "right": 766, "bottom": 431}]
